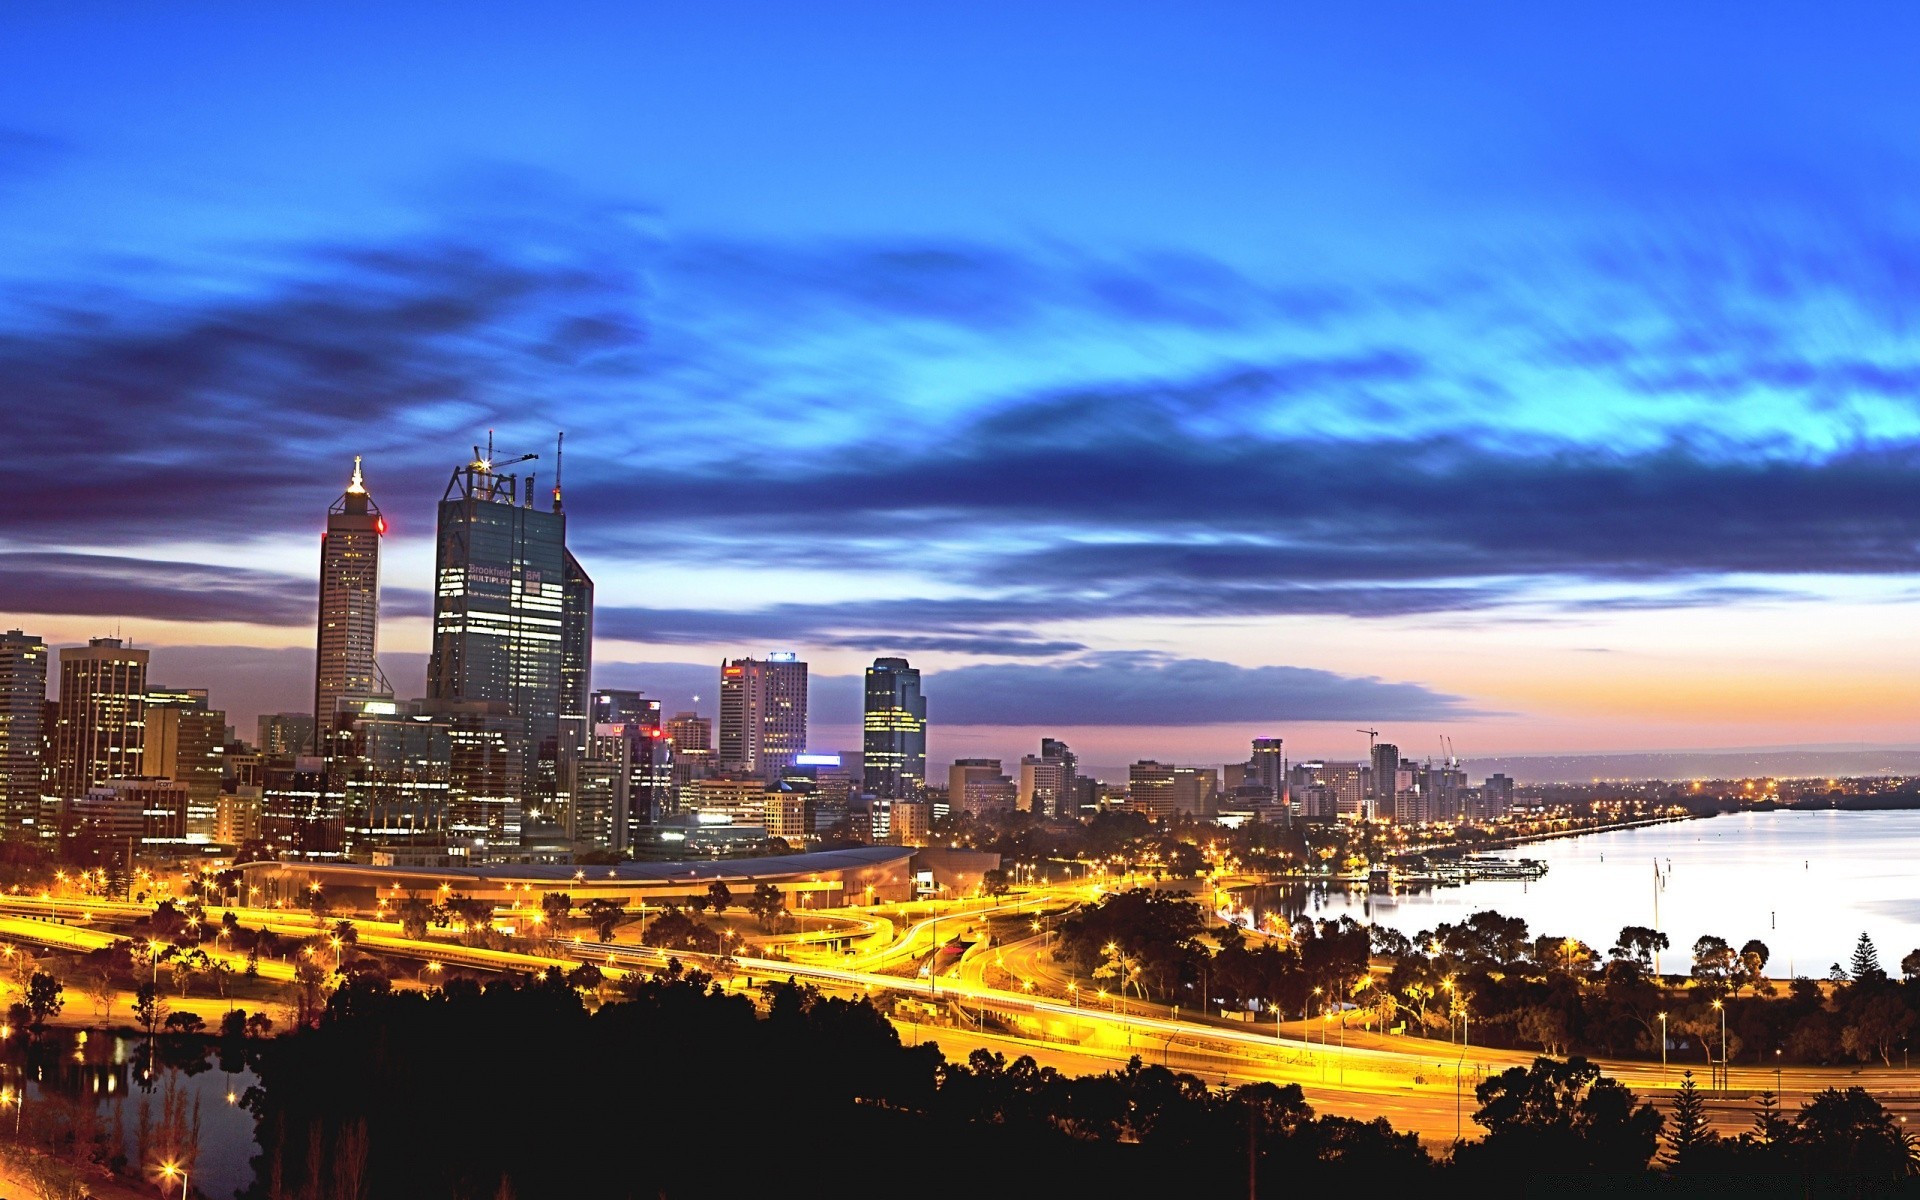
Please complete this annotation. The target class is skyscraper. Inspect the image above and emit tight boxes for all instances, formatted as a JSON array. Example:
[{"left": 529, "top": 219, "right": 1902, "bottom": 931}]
[
  {"left": 0, "top": 631, "right": 47, "bottom": 838},
  {"left": 425, "top": 439, "right": 594, "bottom": 836},
  {"left": 862, "top": 657, "right": 926, "bottom": 798},
  {"left": 1370, "top": 742, "right": 1400, "bottom": 822},
  {"left": 313, "top": 456, "right": 384, "bottom": 753},
  {"left": 144, "top": 686, "right": 225, "bottom": 840},
  {"left": 52, "top": 637, "right": 149, "bottom": 808},
  {"left": 718, "top": 654, "right": 808, "bottom": 779}
]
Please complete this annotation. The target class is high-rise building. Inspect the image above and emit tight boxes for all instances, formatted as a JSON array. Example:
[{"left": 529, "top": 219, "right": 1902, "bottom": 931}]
[
  {"left": 862, "top": 657, "right": 927, "bottom": 798},
  {"left": 425, "top": 441, "right": 593, "bottom": 843},
  {"left": 666, "top": 711, "right": 714, "bottom": 783},
  {"left": 1480, "top": 773, "right": 1515, "bottom": 818},
  {"left": 1019, "top": 737, "right": 1079, "bottom": 817},
  {"left": 1291, "top": 760, "right": 1365, "bottom": 821},
  {"left": 1369, "top": 742, "right": 1400, "bottom": 822},
  {"left": 718, "top": 654, "right": 808, "bottom": 780},
  {"left": 1251, "top": 737, "right": 1286, "bottom": 798},
  {"left": 257, "top": 713, "right": 316, "bottom": 757},
  {"left": 52, "top": 638, "right": 149, "bottom": 808},
  {"left": 1126, "top": 761, "right": 1178, "bottom": 822},
  {"left": 314, "top": 457, "right": 384, "bottom": 753},
  {"left": 143, "top": 687, "right": 225, "bottom": 840},
  {"left": 0, "top": 631, "right": 47, "bottom": 838},
  {"left": 949, "top": 759, "right": 1014, "bottom": 817},
  {"left": 585, "top": 690, "right": 670, "bottom": 841}
]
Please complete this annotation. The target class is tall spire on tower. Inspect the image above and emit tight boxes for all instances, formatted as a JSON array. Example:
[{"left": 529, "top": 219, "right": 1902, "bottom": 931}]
[{"left": 347, "top": 454, "right": 367, "bottom": 495}]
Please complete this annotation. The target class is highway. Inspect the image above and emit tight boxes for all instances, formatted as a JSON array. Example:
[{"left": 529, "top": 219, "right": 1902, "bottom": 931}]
[{"left": 12, "top": 885, "right": 1920, "bottom": 1140}]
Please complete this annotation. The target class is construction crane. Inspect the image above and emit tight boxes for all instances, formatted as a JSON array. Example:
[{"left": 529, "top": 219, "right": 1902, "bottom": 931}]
[{"left": 1357, "top": 728, "right": 1380, "bottom": 819}]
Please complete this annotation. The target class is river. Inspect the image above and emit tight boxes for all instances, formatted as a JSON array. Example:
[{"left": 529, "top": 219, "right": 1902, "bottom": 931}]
[{"left": 1274, "top": 808, "right": 1920, "bottom": 976}]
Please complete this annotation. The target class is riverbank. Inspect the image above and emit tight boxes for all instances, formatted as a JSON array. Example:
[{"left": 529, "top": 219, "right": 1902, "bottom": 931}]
[{"left": 1415, "top": 811, "right": 1700, "bottom": 858}]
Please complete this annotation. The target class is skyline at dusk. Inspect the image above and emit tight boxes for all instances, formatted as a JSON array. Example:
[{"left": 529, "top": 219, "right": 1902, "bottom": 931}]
[{"left": 9, "top": 5, "right": 1920, "bottom": 770}]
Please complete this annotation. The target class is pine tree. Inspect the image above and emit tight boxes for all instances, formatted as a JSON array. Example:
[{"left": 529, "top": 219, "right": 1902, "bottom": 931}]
[
  {"left": 1749, "top": 1089, "right": 1789, "bottom": 1147},
  {"left": 1664, "top": 1070, "right": 1715, "bottom": 1169},
  {"left": 1851, "top": 932, "right": 1886, "bottom": 982}
]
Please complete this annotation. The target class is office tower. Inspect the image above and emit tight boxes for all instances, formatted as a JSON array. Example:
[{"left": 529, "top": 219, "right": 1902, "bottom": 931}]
[
  {"left": 666, "top": 711, "right": 714, "bottom": 782},
  {"left": 884, "top": 797, "right": 931, "bottom": 847},
  {"left": 314, "top": 457, "right": 385, "bottom": 753},
  {"left": 425, "top": 440, "right": 594, "bottom": 840},
  {"left": 257, "top": 755, "right": 345, "bottom": 860},
  {"left": 1251, "top": 737, "right": 1286, "bottom": 797},
  {"left": 585, "top": 692, "right": 670, "bottom": 840},
  {"left": 257, "top": 713, "right": 316, "bottom": 757},
  {"left": 1481, "top": 773, "right": 1515, "bottom": 818},
  {"left": 52, "top": 637, "right": 149, "bottom": 805},
  {"left": 1369, "top": 742, "right": 1400, "bottom": 821},
  {"left": 1126, "top": 761, "right": 1178, "bottom": 822},
  {"left": 949, "top": 759, "right": 1014, "bottom": 817},
  {"left": 1017, "top": 737, "right": 1077, "bottom": 818},
  {"left": 330, "top": 698, "right": 453, "bottom": 852},
  {"left": 0, "top": 631, "right": 47, "bottom": 838},
  {"left": 590, "top": 689, "right": 650, "bottom": 725},
  {"left": 718, "top": 654, "right": 808, "bottom": 780},
  {"left": 72, "top": 778, "right": 189, "bottom": 849},
  {"left": 862, "top": 657, "right": 927, "bottom": 798},
  {"left": 144, "top": 687, "right": 225, "bottom": 840},
  {"left": 1292, "top": 760, "right": 1365, "bottom": 820},
  {"left": 1170, "top": 766, "right": 1218, "bottom": 817}
]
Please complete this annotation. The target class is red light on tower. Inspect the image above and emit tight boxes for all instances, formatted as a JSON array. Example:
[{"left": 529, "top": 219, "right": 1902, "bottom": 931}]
[{"left": 375, "top": 517, "right": 387, "bottom": 535}]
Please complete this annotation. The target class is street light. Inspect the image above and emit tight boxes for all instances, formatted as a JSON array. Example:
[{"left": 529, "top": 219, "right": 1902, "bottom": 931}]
[
  {"left": 158, "top": 1159, "right": 190, "bottom": 1197},
  {"left": 1658, "top": 1012, "right": 1668, "bottom": 1079},
  {"left": 1713, "top": 998, "right": 1727, "bottom": 1094}
]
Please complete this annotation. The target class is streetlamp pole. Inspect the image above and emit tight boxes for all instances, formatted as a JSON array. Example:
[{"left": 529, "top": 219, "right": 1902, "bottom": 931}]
[{"left": 1659, "top": 1012, "right": 1668, "bottom": 1080}]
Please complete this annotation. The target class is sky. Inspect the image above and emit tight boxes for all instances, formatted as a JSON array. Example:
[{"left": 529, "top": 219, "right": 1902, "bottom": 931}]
[{"left": 4, "top": 3, "right": 1920, "bottom": 776}]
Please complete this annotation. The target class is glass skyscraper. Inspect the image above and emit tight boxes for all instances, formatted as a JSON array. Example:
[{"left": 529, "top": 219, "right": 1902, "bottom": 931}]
[
  {"left": 426, "top": 444, "right": 593, "bottom": 843},
  {"left": 862, "top": 657, "right": 926, "bottom": 798}
]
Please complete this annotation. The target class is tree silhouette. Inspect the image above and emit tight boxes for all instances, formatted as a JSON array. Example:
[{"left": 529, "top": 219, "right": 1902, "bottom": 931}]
[
  {"left": 1850, "top": 933, "right": 1886, "bottom": 982},
  {"left": 1663, "top": 1071, "right": 1714, "bottom": 1169}
]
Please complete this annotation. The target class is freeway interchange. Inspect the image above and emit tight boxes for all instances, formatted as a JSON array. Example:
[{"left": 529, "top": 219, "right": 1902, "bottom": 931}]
[{"left": 2, "top": 884, "right": 1917, "bottom": 1140}]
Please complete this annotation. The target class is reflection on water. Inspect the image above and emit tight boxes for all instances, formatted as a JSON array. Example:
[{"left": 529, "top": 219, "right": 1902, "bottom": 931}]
[
  {"left": 1255, "top": 809, "right": 1920, "bottom": 977},
  {"left": 1, "top": 1029, "right": 258, "bottom": 1198}
]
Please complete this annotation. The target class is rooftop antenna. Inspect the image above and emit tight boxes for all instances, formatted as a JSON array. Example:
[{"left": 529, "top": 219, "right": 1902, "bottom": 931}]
[{"left": 553, "top": 430, "right": 565, "bottom": 512}]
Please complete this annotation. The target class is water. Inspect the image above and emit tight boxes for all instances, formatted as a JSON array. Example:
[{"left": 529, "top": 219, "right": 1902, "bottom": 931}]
[
  {"left": 1277, "top": 809, "right": 1920, "bottom": 976},
  {"left": 2, "top": 1032, "right": 258, "bottom": 1199}
]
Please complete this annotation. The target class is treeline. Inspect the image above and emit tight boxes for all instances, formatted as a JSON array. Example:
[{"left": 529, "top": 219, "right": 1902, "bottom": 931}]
[
  {"left": 1055, "top": 889, "right": 1920, "bottom": 1070},
  {"left": 240, "top": 966, "right": 1920, "bottom": 1199}
]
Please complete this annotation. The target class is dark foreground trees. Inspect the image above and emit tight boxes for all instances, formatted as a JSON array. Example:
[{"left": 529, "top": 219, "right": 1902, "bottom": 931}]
[{"left": 241, "top": 968, "right": 1920, "bottom": 1199}]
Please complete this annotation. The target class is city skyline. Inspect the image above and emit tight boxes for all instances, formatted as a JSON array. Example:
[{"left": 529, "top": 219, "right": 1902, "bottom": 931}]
[{"left": 9, "top": 7, "right": 1920, "bottom": 766}]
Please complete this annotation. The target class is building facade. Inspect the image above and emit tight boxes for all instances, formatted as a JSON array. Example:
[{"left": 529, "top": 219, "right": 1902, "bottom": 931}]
[
  {"left": 861, "top": 657, "right": 926, "bottom": 797},
  {"left": 425, "top": 445, "right": 593, "bottom": 842},
  {"left": 314, "top": 457, "right": 384, "bottom": 753},
  {"left": 52, "top": 637, "right": 149, "bottom": 809},
  {"left": 0, "top": 631, "right": 46, "bottom": 838},
  {"left": 717, "top": 654, "right": 808, "bottom": 780},
  {"left": 143, "top": 687, "right": 225, "bottom": 840}
]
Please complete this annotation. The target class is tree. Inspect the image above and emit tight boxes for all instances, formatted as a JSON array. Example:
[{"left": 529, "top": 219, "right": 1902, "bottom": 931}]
[
  {"left": 398, "top": 893, "right": 433, "bottom": 941},
  {"left": 982, "top": 869, "right": 1010, "bottom": 898},
  {"left": 582, "top": 898, "right": 624, "bottom": 944},
  {"left": 163, "top": 1011, "right": 205, "bottom": 1035},
  {"left": 1664, "top": 1071, "right": 1715, "bottom": 1169},
  {"left": 1840, "top": 991, "right": 1915, "bottom": 1066},
  {"left": 705, "top": 881, "right": 733, "bottom": 915},
  {"left": 1736, "top": 939, "right": 1771, "bottom": 994},
  {"left": 748, "top": 884, "right": 787, "bottom": 932},
  {"left": 1794, "top": 1087, "right": 1916, "bottom": 1183},
  {"left": 1690, "top": 935, "right": 1737, "bottom": 991},
  {"left": 1900, "top": 948, "right": 1920, "bottom": 983},
  {"left": 1850, "top": 932, "right": 1887, "bottom": 982},
  {"left": 1460, "top": 1056, "right": 1665, "bottom": 1176},
  {"left": 24, "top": 971, "right": 62, "bottom": 1028},
  {"left": 1750, "top": 1090, "right": 1789, "bottom": 1146},
  {"left": 541, "top": 892, "right": 573, "bottom": 937},
  {"left": 134, "top": 981, "right": 164, "bottom": 1035}
]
